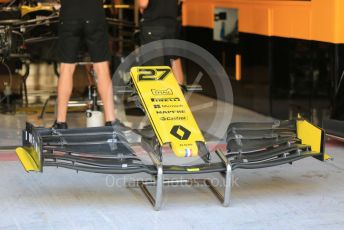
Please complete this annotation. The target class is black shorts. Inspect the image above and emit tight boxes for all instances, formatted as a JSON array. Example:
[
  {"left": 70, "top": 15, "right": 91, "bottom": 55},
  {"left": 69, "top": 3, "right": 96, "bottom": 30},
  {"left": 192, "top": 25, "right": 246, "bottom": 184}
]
[
  {"left": 140, "top": 25, "right": 178, "bottom": 45},
  {"left": 139, "top": 24, "right": 179, "bottom": 65},
  {"left": 57, "top": 19, "right": 110, "bottom": 63}
]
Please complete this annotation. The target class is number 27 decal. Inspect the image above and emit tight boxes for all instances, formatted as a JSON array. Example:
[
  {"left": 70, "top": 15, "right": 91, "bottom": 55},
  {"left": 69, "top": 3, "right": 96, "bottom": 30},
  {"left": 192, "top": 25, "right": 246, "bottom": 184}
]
[{"left": 138, "top": 68, "right": 171, "bottom": 81}]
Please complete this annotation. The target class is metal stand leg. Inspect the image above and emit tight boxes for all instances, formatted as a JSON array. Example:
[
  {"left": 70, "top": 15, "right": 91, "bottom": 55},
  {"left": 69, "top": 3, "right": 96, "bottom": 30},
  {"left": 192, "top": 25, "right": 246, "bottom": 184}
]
[
  {"left": 23, "top": 78, "right": 28, "bottom": 105},
  {"left": 39, "top": 95, "right": 56, "bottom": 119},
  {"left": 214, "top": 149, "right": 232, "bottom": 207},
  {"left": 130, "top": 150, "right": 232, "bottom": 210},
  {"left": 137, "top": 151, "right": 163, "bottom": 211},
  {"left": 22, "top": 62, "right": 30, "bottom": 106},
  {"left": 138, "top": 164, "right": 163, "bottom": 211}
]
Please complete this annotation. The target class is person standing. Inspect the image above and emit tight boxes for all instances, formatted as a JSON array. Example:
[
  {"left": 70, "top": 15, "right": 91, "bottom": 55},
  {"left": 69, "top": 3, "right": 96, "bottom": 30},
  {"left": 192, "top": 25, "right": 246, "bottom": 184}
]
[
  {"left": 139, "top": 0, "right": 184, "bottom": 84},
  {"left": 54, "top": 0, "right": 117, "bottom": 129}
]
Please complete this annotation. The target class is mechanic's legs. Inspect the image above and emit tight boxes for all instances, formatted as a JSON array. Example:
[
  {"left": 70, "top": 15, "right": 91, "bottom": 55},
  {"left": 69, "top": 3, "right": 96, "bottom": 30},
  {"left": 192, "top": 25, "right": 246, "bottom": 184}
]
[
  {"left": 56, "top": 63, "right": 76, "bottom": 123},
  {"left": 171, "top": 58, "right": 184, "bottom": 85},
  {"left": 93, "top": 61, "right": 116, "bottom": 122}
]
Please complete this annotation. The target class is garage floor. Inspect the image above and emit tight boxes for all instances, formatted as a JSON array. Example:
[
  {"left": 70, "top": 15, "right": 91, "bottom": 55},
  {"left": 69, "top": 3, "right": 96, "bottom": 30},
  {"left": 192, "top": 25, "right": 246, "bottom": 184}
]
[{"left": 0, "top": 64, "right": 344, "bottom": 230}]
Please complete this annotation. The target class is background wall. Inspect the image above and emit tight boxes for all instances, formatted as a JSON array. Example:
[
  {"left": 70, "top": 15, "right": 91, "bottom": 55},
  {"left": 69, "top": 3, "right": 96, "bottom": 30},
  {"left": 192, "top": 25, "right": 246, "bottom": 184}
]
[
  {"left": 183, "top": 0, "right": 344, "bottom": 44},
  {"left": 181, "top": 0, "right": 344, "bottom": 123}
]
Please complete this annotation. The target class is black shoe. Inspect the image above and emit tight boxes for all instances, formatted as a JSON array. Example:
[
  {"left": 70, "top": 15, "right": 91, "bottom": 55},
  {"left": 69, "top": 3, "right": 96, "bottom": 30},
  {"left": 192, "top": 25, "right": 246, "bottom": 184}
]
[
  {"left": 105, "top": 119, "right": 131, "bottom": 132},
  {"left": 105, "top": 120, "right": 117, "bottom": 127},
  {"left": 52, "top": 121, "right": 68, "bottom": 129},
  {"left": 105, "top": 119, "right": 126, "bottom": 129}
]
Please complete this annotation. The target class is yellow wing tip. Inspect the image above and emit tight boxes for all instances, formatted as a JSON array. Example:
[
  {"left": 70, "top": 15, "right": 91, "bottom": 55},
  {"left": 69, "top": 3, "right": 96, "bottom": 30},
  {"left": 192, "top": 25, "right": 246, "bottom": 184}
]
[
  {"left": 15, "top": 147, "right": 40, "bottom": 172},
  {"left": 324, "top": 154, "right": 333, "bottom": 161}
]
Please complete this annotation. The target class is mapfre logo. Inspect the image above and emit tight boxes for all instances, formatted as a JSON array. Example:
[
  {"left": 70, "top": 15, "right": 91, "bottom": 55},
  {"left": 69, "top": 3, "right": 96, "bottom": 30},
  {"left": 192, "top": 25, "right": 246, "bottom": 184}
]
[{"left": 151, "top": 88, "right": 173, "bottom": 95}]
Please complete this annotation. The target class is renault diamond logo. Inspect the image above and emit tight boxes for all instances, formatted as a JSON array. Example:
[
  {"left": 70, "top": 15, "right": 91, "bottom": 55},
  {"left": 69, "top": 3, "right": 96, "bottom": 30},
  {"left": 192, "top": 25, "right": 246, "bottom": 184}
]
[{"left": 170, "top": 125, "right": 191, "bottom": 140}]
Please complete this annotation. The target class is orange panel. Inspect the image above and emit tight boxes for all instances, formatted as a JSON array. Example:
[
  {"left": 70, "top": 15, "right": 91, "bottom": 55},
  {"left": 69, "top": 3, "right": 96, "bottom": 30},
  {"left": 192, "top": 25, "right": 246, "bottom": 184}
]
[
  {"left": 334, "top": 0, "right": 344, "bottom": 43},
  {"left": 310, "top": 0, "right": 335, "bottom": 43},
  {"left": 272, "top": 6, "right": 311, "bottom": 39},
  {"left": 183, "top": 0, "right": 344, "bottom": 44},
  {"left": 240, "top": 7, "right": 271, "bottom": 35},
  {"left": 182, "top": 2, "right": 213, "bottom": 28}
]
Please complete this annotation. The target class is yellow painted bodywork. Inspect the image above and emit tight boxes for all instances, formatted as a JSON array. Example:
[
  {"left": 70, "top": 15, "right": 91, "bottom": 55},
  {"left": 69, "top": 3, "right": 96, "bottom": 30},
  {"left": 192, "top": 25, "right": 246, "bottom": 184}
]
[
  {"left": 187, "top": 168, "right": 200, "bottom": 172},
  {"left": 15, "top": 147, "right": 40, "bottom": 172},
  {"left": 130, "top": 66, "right": 205, "bottom": 157},
  {"left": 20, "top": 4, "right": 53, "bottom": 17},
  {"left": 296, "top": 119, "right": 329, "bottom": 161},
  {"left": 103, "top": 4, "right": 133, "bottom": 9},
  {"left": 296, "top": 120, "right": 322, "bottom": 153}
]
